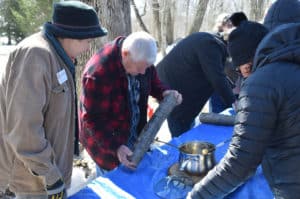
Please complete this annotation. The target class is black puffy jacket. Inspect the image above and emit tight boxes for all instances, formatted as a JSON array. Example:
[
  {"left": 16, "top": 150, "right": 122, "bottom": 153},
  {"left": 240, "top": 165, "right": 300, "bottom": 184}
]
[{"left": 189, "top": 23, "right": 300, "bottom": 199}]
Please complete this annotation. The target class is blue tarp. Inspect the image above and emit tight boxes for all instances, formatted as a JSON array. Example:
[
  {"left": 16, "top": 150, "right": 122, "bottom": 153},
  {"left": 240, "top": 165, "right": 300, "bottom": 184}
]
[{"left": 70, "top": 113, "right": 273, "bottom": 199}]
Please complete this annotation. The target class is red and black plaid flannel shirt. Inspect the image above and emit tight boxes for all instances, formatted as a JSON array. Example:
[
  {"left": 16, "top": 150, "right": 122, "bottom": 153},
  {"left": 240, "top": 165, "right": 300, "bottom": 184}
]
[{"left": 79, "top": 37, "right": 168, "bottom": 170}]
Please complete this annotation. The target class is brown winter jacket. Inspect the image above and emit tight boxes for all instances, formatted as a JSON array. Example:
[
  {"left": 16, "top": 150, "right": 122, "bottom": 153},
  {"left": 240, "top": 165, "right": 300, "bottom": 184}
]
[{"left": 0, "top": 32, "right": 75, "bottom": 194}]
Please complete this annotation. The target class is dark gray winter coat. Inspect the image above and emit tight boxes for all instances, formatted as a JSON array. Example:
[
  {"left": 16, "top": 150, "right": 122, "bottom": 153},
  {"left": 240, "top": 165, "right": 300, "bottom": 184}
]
[{"left": 188, "top": 23, "right": 300, "bottom": 199}]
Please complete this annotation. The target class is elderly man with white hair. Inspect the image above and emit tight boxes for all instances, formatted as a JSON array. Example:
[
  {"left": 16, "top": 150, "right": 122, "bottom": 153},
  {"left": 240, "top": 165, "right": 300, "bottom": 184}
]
[{"left": 79, "top": 31, "right": 182, "bottom": 176}]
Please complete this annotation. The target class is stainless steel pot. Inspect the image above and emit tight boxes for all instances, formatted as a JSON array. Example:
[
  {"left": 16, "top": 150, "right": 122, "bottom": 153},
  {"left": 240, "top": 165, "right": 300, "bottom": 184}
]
[{"left": 178, "top": 141, "right": 216, "bottom": 176}]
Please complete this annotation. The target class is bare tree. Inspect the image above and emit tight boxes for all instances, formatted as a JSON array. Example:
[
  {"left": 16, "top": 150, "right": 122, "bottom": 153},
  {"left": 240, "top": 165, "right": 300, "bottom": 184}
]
[
  {"left": 184, "top": 0, "right": 191, "bottom": 34},
  {"left": 166, "top": 1, "right": 176, "bottom": 45},
  {"left": 232, "top": 0, "right": 240, "bottom": 11},
  {"left": 188, "top": 0, "right": 210, "bottom": 34},
  {"left": 160, "top": 0, "right": 170, "bottom": 56},
  {"left": 131, "top": 0, "right": 149, "bottom": 32},
  {"left": 249, "top": 0, "right": 266, "bottom": 21},
  {"left": 96, "top": 0, "right": 131, "bottom": 43},
  {"left": 151, "top": 0, "right": 162, "bottom": 49},
  {"left": 151, "top": 0, "right": 175, "bottom": 54},
  {"left": 78, "top": 0, "right": 131, "bottom": 62},
  {"left": 76, "top": 0, "right": 131, "bottom": 92},
  {"left": 204, "top": 0, "right": 226, "bottom": 32}
]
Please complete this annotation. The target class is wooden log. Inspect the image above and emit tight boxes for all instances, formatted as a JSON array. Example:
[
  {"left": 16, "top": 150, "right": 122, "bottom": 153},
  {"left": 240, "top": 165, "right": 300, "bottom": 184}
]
[
  {"left": 129, "top": 92, "right": 178, "bottom": 166},
  {"left": 199, "top": 112, "right": 235, "bottom": 126}
]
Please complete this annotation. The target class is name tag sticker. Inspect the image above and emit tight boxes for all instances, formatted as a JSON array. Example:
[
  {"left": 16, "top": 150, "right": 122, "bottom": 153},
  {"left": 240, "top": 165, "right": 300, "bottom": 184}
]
[{"left": 56, "top": 69, "right": 68, "bottom": 85}]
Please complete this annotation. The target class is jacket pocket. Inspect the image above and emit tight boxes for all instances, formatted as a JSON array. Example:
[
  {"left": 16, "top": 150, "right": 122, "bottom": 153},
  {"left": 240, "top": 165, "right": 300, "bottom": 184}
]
[
  {"left": 11, "top": 157, "right": 44, "bottom": 193},
  {"left": 49, "top": 83, "right": 71, "bottom": 120},
  {"left": 52, "top": 83, "right": 69, "bottom": 94}
]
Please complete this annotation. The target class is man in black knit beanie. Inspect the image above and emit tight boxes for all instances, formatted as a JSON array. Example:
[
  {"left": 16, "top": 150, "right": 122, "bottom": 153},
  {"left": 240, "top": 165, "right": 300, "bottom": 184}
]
[{"left": 228, "top": 20, "right": 268, "bottom": 78}]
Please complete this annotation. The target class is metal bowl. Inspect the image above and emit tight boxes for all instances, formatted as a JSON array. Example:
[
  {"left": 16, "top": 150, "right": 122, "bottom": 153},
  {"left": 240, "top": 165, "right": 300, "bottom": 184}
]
[{"left": 178, "top": 141, "right": 216, "bottom": 176}]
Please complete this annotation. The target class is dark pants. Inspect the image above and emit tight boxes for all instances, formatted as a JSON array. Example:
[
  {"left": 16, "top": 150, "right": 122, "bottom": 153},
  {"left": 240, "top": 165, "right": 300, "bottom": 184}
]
[
  {"left": 209, "top": 93, "right": 229, "bottom": 113},
  {"left": 167, "top": 115, "right": 194, "bottom": 137}
]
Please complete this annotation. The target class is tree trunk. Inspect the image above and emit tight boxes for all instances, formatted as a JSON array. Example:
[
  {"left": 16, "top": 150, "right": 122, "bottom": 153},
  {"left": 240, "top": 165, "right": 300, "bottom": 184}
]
[
  {"left": 160, "top": 0, "right": 174, "bottom": 55},
  {"left": 249, "top": 0, "right": 266, "bottom": 21},
  {"left": 160, "top": 1, "right": 168, "bottom": 56},
  {"left": 209, "top": 0, "right": 225, "bottom": 32},
  {"left": 96, "top": 0, "right": 131, "bottom": 43},
  {"left": 7, "top": 27, "right": 12, "bottom": 45},
  {"left": 76, "top": 0, "right": 131, "bottom": 94},
  {"left": 185, "top": 0, "right": 190, "bottom": 34},
  {"left": 188, "top": 0, "right": 210, "bottom": 34},
  {"left": 166, "top": 1, "right": 175, "bottom": 45},
  {"left": 131, "top": 0, "right": 149, "bottom": 32},
  {"left": 152, "top": 0, "right": 162, "bottom": 50}
]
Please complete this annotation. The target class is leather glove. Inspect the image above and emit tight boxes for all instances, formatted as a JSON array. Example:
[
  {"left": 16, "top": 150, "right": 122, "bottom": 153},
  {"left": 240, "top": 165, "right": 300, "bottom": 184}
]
[{"left": 46, "top": 178, "right": 65, "bottom": 199}]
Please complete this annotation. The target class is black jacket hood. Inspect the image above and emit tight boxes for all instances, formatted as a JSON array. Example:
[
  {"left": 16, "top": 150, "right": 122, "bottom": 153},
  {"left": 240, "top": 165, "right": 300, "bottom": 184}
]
[
  {"left": 253, "top": 23, "right": 300, "bottom": 71},
  {"left": 264, "top": 0, "right": 300, "bottom": 30}
]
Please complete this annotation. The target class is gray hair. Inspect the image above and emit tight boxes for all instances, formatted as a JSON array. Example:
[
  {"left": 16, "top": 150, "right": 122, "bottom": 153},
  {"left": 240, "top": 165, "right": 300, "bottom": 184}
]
[{"left": 122, "top": 31, "right": 157, "bottom": 65}]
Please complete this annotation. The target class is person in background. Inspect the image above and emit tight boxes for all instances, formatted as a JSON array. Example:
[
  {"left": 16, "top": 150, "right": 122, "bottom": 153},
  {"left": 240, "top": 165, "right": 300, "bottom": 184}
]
[
  {"left": 0, "top": 1, "right": 107, "bottom": 199},
  {"left": 229, "top": 11, "right": 248, "bottom": 27},
  {"left": 213, "top": 11, "right": 248, "bottom": 42},
  {"left": 208, "top": 13, "right": 234, "bottom": 113},
  {"left": 209, "top": 11, "right": 250, "bottom": 113},
  {"left": 213, "top": 13, "right": 232, "bottom": 37},
  {"left": 187, "top": 7, "right": 300, "bottom": 198},
  {"left": 156, "top": 32, "right": 235, "bottom": 137},
  {"left": 79, "top": 31, "right": 182, "bottom": 176},
  {"left": 224, "top": 11, "right": 248, "bottom": 83},
  {"left": 228, "top": 14, "right": 260, "bottom": 79}
]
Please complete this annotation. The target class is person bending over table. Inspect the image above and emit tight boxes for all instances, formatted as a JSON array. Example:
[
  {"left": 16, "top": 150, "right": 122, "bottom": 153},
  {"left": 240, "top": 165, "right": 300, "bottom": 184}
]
[
  {"left": 156, "top": 31, "right": 235, "bottom": 137},
  {"left": 79, "top": 31, "right": 182, "bottom": 176}
]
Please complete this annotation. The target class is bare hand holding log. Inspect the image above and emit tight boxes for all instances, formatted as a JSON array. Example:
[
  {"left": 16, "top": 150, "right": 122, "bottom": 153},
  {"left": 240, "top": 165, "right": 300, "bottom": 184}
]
[{"left": 128, "top": 91, "right": 181, "bottom": 167}]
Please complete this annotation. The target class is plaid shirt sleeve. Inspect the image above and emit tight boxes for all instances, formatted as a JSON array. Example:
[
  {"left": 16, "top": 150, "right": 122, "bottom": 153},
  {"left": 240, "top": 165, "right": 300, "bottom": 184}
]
[{"left": 79, "top": 76, "right": 117, "bottom": 170}]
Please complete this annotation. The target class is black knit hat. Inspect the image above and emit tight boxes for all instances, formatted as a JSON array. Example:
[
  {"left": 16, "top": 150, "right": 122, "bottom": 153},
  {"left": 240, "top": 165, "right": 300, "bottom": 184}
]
[
  {"left": 47, "top": 1, "right": 107, "bottom": 39},
  {"left": 229, "top": 12, "right": 248, "bottom": 27},
  {"left": 228, "top": 21, "right": 268, "bottom": 68}
]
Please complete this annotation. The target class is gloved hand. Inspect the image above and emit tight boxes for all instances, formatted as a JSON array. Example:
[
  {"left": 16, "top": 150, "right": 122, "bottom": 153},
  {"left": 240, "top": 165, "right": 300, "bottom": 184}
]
[{"left": 46, "top": 178, "right": 65, "bottom": 199}]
